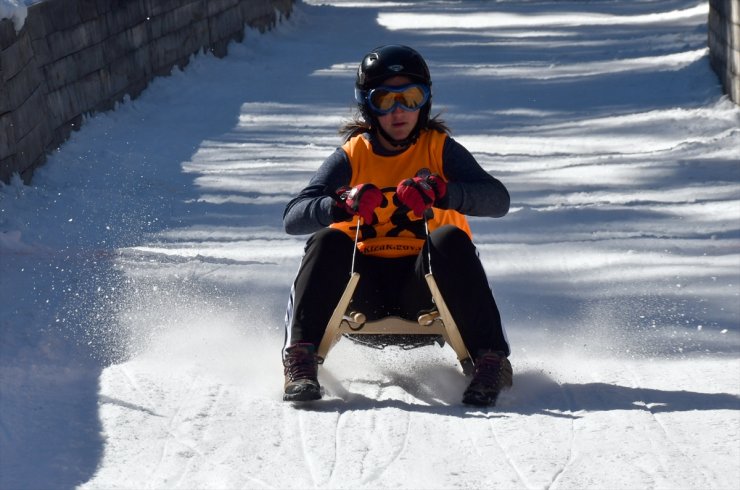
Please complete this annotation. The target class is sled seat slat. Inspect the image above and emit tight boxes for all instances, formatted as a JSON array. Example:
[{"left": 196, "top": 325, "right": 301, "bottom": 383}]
[{"left": 337, "top": 314, "right": 446, "bottom": 336}]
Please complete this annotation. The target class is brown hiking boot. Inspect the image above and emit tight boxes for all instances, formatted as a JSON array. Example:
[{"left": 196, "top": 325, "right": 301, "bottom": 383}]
[
  {"left": 283, "top": 343, "right": 322, "bottom": 402},
  {"left": 462, "top": 350, "right": 513, "bottom": 406}
]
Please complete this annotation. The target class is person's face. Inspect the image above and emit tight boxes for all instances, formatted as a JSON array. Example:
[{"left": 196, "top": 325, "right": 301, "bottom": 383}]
[{"left": 374, "top": 76, "right": 420, "bottom": 150}]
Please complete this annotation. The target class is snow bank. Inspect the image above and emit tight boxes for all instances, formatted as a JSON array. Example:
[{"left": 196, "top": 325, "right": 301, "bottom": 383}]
[{"left": 0, "top": 0, "right": 27, "bottom": 32}]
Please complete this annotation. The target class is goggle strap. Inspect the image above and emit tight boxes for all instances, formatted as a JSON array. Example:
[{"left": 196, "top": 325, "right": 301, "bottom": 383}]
[{"left": 354, "top": 87, "right": 367, "bottom": 105}]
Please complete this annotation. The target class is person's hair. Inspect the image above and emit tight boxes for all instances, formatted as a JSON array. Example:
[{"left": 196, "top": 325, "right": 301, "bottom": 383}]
[{"left": 338, "top": 111, "right": 450, "bottom": 143}]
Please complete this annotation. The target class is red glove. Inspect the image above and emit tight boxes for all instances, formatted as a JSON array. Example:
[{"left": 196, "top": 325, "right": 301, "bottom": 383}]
[
  {"left": 395, "top": 174, "right": 447, "bottom": 217},
  {"left": 335, "top": 183, "right": 387, "bottom": 224}
]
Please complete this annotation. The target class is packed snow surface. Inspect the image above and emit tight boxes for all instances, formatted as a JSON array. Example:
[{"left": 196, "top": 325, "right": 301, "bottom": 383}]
[{"left": 1, "top": 0, "right": 739, "bottom": 488}]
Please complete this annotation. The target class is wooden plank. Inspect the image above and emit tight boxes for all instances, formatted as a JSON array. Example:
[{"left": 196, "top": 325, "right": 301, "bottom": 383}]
[
  {"left": 102, "top": 22, "right": 148, "bottom": 62},
  {"left": 46, "top": 83, "right": 82, "bottom": 128},
  {"left": 45, "top": 17, "right": 108, "bottom": 63},
  {"left": 148, "top": 19, "right": 208, "bottom": 73},
  {"left": 24, "top": 2, "right": 53, "bottom": 41},
  {"left": 241, "top": 0, "right": 276, "bottom": 32},
  {"left": 43, "top": 42, "right": 106, "bottom": 91},
  {"left": 206, "top": 0, "right": 240, "bottom": 17},
  {"left": 13, "top": 116, "right": 53, "bottom": 176},
  {"left": 78, "top": 0, "right": 101, "bottom": 22},
  {"left": 4, "top": 61, "right": 42, "bottom": 112},
  {"left": 0, "top": 74, "right": 8, "bottom": 114},
  {"left": 145, "top": 1, "right": 204, "bottom": 39},
  {"left": 0, "top": 30, "right": 35, "bottom": 81},
  {"left": 0, "top": 154, "right": 19, "bottom": 183},
  {"left": 107, "top": 48, "right": 151, "bottom": 95},
  {"left": 43, "top": 0, "right": 83, "bottom": 32},
  {"left": 143, "top": 0, "right": 197, "bottom": 19},
  {"left": 208, "top": 5, "right": 245, "bottom": 57},
  {"left": 103, "top": 0, "right": 146, "bottom": 35},
  {"left": 0, "top": 18, "right": 17, "bottom": 50},
  {"left": 8, "top": 77, "right": 46, "bottom": 138},
  {"left": 0, "top": 112, "right": 14, "bottom": 157}
]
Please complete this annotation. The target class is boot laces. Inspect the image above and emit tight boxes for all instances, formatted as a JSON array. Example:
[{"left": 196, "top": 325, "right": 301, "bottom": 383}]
[
  {"left": 283, "top": 345, "right": 322, "bottom": 382},
  {"left": 472, "top": 352, "right": 505, "bottom": 388}
]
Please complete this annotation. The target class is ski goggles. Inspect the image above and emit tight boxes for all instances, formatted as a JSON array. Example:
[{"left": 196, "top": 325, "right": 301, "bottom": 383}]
[{"left": 356, "top": 84, "right": 430, "bottom": 115}]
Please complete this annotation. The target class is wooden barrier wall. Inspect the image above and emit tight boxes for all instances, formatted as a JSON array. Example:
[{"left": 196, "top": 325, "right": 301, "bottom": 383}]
[
  {"left": 0, "top": 0, "right": 293, "bottom": 183},
  {"left": 708, "top": 0, "right": 740, "bottom": 105}
]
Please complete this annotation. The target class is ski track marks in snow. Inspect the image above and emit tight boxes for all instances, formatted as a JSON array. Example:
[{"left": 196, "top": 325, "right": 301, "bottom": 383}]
[
  {"left": 3, "top": 0, "right": 740, "bottom": 488},
  {"left": 284, "top": 364, "right": 440, "bottom": 486},
  {"left": 95, "top": 361, "right": 277, "bottom": 489},
  {"left": 287, "top": 373, "right": 417, "bottom": 488},
  {"left": 623, "top": 365, "right": 719, "bottom": 487}
]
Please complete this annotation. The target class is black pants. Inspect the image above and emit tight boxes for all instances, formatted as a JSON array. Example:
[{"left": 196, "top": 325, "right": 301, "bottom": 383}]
[{"left": 284, "top": 225, "right": 510, "bottom": 357}]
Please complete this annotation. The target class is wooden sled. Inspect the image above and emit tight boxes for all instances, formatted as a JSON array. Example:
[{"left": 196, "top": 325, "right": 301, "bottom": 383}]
[{"left": 317, "top": 271, "right": 474, "bottom": 376}]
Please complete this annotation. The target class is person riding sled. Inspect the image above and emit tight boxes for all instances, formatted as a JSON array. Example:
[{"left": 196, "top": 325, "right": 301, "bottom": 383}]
[{"left": 282, "top": 44, "right": 512, "bottom": 406}]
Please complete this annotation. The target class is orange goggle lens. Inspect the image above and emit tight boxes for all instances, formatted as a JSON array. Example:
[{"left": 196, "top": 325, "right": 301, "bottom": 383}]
[{"left": 367, "top": 84, "right": 430, "bottom": 114}]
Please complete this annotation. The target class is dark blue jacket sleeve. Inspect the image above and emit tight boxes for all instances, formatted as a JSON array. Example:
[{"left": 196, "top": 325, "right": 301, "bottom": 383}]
[{"left": 283, "top": 147, "right": 352, "bottom": 235}]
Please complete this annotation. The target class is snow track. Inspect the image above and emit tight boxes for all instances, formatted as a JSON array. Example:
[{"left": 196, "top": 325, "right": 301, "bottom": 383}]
[
  {"left": 2, "top": 0, "right": 739, "bottom": 488},
  {"left": 84, "top": 348, "right": 740, "bottom": 488}
]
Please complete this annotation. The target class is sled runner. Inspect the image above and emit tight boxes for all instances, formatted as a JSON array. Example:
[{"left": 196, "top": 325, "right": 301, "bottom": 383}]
[{"left": 316, "top": 212, "right": 474, "bottom": 376}]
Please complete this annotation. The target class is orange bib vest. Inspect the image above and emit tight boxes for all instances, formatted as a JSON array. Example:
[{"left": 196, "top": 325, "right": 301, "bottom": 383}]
[{"left": 330, "top": 130, "right": 472, "bottom": 258}]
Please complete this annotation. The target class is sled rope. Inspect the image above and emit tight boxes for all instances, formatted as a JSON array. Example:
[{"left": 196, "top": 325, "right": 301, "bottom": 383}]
[{"left": 351, "top": 216, "right": 362, "bottom": 276}]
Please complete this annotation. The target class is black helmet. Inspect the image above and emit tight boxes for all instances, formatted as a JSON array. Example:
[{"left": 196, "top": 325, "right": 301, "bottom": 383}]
[
  {"left": 356, "top": 44, "right": 432, "bottom": 91},
  {"left": 355, "top": 45, "right": 433, "bottom": 147}
]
